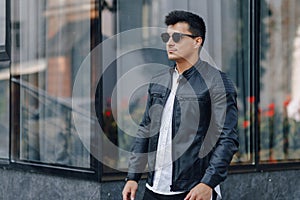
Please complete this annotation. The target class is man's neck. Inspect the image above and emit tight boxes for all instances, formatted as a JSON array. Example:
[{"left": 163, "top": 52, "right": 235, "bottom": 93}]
[{"left": 175, "top": 56, "right": 199, "bottom": 74}]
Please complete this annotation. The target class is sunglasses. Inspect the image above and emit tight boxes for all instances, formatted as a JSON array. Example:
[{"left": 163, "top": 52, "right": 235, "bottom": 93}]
[{"left": 160, "top": 32, "right": 199, "bottom": 43}]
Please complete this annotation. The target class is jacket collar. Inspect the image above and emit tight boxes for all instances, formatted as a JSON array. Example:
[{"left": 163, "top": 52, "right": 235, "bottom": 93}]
[{"left": 169, "top": 59, "right": 201, "bottom": 80}]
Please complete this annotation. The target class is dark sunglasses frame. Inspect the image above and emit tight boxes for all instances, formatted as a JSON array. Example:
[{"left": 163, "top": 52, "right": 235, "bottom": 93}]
[{"left": 160, "top": 32, "right": 199, "bottom": 43}]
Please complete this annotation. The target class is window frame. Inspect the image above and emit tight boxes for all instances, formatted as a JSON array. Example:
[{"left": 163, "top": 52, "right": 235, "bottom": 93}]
[
  {"left": 0, "top": 0, "right": 299, "bottom": 182},
  {"left": 100, "top": 0, "right": 300, "bottom": 179},
  {"left": 0, "top": 0, "right": 9, "bottom": 61},
  {"left": 6, "top": 0, "right": 103, "bottom": 182},
  {"left": 230, "top": 0, "right": 300, "bottom": 173},
  {"left": 253, "top": 0, "right": 300, "bottom": 171},
  {"left": 0, "top": 0, "right": 10, "bottom": 164}
]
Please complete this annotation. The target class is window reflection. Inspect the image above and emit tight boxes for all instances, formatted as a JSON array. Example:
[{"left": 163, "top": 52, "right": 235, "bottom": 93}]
[
  {"left": 0, "top": 69, "right": 9, "bottom": 159},
  {"left": 0, "top": 0, "right": 9, "bottom": 159},
  {"left": 260, "top": 0, "right": 300, "bottom": 162},
  {"left": 11, "top": 0, "right": 99, "bottom": 167},
  {"left": 99, "top": 0, "right": 251, "bottom": 173},
  {"left": 0, "top": 0, "right": 5, "bottom": 46},
  {"left": 5, "top": 0, "right": 300, "bottom": 177}
]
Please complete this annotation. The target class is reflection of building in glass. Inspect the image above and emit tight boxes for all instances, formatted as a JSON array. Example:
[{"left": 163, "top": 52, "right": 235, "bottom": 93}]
[
  {"left": 0, "top": 0, "right": 5, "bottom": 45},
  {"left": 0, "top": 69, "right": 9, "bottom": 158},
  {"left": 10, "top": 0, "right": 99, "bottom": 168},
  {"left": 259, "top": 0, "right": 300, "bottom": 161},
  {"left": 288, "top": 26, "right": 300, "bottom": 122},
  {"left": 0, "top": 0, "right": 299, "bottom": 199}
]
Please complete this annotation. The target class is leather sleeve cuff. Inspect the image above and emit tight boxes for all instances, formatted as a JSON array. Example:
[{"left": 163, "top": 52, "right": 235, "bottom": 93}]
[
  {"left": 200, "top": 174, "right": 221, "bottom": 189},
  {"left": 125, "top": 173, "right": 142, "bottom": 183}
]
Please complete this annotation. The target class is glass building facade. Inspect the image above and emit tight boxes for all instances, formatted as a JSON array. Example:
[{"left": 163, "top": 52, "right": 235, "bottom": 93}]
[{"left": 0, "top": 0, "right": 299, "bottom": 197}]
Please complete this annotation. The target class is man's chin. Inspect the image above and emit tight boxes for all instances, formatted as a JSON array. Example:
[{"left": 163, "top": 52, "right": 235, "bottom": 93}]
[{"left": 167, "top": 55, "right": 179, "bottom": 61}]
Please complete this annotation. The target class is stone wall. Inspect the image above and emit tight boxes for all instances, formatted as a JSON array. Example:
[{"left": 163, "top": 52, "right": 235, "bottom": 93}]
[{"left": 0, "top": 168, "right": 299, "bottom": 200}]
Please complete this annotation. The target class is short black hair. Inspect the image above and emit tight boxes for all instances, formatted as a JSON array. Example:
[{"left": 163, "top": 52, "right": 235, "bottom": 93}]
[{"left": 165, "top": 10, "right": 206, "bottom": 46}]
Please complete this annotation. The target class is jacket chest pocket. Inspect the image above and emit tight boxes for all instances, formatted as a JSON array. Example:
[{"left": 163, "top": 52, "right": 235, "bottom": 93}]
[
  {"left": 177, "top": 95, "right": 209, "bottom": 102},
  {"left": 150, "top": 92, "right": 166, "bottom": 105},
  {"left": 176, "top": 94, "right": 211, "bottom": 123}
]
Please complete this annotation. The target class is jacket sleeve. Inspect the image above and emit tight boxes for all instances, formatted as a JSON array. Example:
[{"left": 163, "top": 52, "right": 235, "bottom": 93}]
[
  {"left": 200, "top": 72, "right": 239, "bottom": 188},
  {"left": 126, "top": 84, "right": 152, "bottom": 182}
]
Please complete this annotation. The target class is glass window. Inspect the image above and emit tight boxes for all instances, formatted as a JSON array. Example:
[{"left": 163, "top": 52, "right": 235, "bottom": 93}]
[
  {"left": 201, "top": 0, "right": 251, "bottom": 164},
  {"left": 99, "top": 0, "right": 251, "bottom": 174},
  {"left": 0, "top": 68, "right": 9, "bottom": 159},
  {"left": 0, "top": 0, "right": 5, "bottom": 46},
  {"left": 11, "top": 0, "right": 99, "bottom": 168},
  {"left": 260, "top": 0, "right": 300, "bottom": 163},
  {"left": 0, "top": 0, "right": 9, "bottom": 159}
]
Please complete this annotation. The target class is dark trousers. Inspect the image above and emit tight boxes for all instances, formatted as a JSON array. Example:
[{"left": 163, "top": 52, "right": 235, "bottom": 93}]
[{"left": 143, "top": 187, "right": 218, "bottom": 200}]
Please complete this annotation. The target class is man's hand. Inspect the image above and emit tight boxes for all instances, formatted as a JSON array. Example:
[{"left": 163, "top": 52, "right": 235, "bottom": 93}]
[
  {"left": 184, "top": 183, "right": 212, "bottom": 200},
  {"left": 122, "top": 180, "right": 138, "bottom": 200}
]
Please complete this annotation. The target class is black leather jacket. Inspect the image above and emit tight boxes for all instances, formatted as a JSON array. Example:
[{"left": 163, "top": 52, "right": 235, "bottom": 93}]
[{"left": 126, "top": 59, "right": 239, "bottom": 191}]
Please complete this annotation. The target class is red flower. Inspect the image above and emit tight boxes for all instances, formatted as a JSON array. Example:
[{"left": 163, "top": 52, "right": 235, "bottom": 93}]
[
  {"left": 247, "top": 96, "right": 255, "bottom": 103},
  {"left": 268, "top": 103, "right": 275, "bottom": 110},
  {"left": 105, "top": 110, "right": 112, "bottom": 117},
  {"left": 243, "top": 120, "right": 250, "bottom": 128},
  {"left": 265, "top": 110, "right": 275, "bottom": 117},
  {"left": 283, "top": 97, "right": 291, "bottom": 107}
]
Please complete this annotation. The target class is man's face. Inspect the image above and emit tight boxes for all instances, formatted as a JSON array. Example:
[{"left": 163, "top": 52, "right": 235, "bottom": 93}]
[{"left": 165, "top": 22, "right": 201, "bottom": 62}]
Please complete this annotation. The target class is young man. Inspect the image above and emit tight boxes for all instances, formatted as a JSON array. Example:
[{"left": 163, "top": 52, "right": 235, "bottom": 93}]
[{"left": 122, "top": 10, "right": 239, "bottom": 200}]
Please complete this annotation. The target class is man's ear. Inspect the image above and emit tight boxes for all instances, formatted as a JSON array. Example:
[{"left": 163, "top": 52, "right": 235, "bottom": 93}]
[
  {"left": 194, "top": 37, "right": 202, "bottom": 48},
  {"left": 197, "top": 37, "right": 203, "bottom": 46}
]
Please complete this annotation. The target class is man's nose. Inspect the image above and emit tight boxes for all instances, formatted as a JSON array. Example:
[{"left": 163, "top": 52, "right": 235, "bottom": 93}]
[{"left": 167, "top": 37, "right": 175, "bottom": 45}]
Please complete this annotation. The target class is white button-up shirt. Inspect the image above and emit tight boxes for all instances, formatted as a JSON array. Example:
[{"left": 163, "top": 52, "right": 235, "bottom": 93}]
[{"left": 146, "top": 68, "right": 181, "bottom": 195}]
